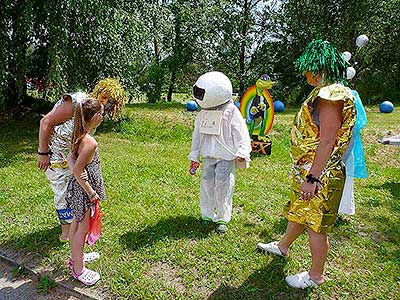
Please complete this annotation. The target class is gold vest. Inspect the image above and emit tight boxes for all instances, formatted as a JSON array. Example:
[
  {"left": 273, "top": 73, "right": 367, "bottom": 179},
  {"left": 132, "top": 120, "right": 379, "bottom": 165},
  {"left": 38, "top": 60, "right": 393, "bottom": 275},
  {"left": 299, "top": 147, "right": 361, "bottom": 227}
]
[{"left": 291, "top": 84, "right": 356, "bottom": 178}]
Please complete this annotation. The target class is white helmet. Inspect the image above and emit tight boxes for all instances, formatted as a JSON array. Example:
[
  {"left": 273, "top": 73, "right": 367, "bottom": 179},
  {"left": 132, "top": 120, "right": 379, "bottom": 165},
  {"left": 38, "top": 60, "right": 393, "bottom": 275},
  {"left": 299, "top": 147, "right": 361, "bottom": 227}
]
[{"left": 192, "top": 71, "right": 232, "bottom": 109}]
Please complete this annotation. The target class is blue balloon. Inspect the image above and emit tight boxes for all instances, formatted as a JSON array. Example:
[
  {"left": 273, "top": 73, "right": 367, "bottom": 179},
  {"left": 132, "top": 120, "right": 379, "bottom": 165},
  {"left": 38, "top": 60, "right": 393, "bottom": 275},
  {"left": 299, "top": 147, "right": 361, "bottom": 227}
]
[
  {"left": 273, "top": 100, "right": 285, "bottom": 112},
  {"left": 186, "top": 100, "right": 198, "bottom": 111},
  {"left": 379, "top": 101, "right": 394, "bottom": 113}
]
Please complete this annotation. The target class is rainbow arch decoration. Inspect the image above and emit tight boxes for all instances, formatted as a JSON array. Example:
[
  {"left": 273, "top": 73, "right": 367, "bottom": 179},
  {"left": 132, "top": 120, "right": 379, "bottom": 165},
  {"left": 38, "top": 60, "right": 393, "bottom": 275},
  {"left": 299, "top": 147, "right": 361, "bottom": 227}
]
[{"left": 239, "top": 85, "right": 274, "bottom": 137}]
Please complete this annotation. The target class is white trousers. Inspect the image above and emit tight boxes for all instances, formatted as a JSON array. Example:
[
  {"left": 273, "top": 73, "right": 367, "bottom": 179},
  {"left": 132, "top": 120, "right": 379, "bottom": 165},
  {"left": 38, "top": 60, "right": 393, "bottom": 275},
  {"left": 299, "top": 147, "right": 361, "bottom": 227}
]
[
  {"left": 45, "top": 167, "right": 74, "bottom": 224},
  {"left": 338, "top": 176, "right": 355, "bottom": 215},
  {"left": 200, "top": 158, "right": 236, "bottom": 223}
]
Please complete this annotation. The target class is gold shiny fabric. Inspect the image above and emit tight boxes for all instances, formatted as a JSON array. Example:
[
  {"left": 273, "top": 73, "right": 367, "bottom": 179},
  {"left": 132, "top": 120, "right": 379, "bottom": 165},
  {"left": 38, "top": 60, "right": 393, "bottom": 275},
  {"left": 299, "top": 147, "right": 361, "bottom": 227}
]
[{"left": 284, "top": 84, "right": 356, "bottom": 233}]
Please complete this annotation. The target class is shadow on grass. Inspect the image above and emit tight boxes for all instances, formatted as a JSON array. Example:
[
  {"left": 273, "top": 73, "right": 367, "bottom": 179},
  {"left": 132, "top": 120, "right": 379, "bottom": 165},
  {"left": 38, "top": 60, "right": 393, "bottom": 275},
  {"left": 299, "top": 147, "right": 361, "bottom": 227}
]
[
  {"left": 1, "top": 225, "right": 65, "bottom": 256},
  {"left": 0, "top": 118, "right": 39, "bottom": 169},
  {"left": 120, "top": 215, "right": 213, "bottom": 251},
  {"left": 271, "top": 107, "right": 300, "bottom": 116},
  {"left": 258, "top": 218, "right": 288, "bottom": 242},
  {"left": 366, "top": 181, "right": 400, "bottom": 213},
  {"left": 250, "top": 152, "right": 273, "bottom": 160},
  {"left": 208, "top": 256, "right": 309, "bottom": 300},
  {"left": 361, "top": 181, "right": 400, "bottom": 243}
]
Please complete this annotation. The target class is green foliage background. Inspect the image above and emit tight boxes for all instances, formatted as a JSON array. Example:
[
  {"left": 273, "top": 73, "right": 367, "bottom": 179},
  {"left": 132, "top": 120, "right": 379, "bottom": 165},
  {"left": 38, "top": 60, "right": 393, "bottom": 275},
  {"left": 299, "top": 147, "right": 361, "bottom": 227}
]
[{"left": 0, "top": 0, "right": 399, "bottom": 108}]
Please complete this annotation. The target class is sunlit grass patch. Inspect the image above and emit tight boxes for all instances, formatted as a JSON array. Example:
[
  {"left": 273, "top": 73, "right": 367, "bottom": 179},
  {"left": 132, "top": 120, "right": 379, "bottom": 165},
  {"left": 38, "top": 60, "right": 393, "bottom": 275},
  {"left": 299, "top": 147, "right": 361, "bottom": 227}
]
[{"left": 0, "top": 103, "right": 399, "bottom": 299}]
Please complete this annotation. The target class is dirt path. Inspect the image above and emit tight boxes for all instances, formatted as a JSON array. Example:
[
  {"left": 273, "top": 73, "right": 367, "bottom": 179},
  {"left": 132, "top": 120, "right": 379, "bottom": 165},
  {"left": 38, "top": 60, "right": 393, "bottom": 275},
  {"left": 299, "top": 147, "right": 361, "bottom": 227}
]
[{"left": 0, "top": 260, "right": 80, "bottom": 300}]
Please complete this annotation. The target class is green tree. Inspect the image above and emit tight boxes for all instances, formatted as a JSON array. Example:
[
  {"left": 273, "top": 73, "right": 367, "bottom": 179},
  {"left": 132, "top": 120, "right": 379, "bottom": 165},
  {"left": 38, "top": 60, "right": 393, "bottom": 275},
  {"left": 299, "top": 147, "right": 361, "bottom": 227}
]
[
  {"left": 262, "top": 0, "right": 400, "bottom": 104},
  {"left": 1, "top": 0, "right": 33, "bottom": 109},
  {"left": 135, "top": 0, "right": 173, "bottom": 102},
  {"left": 0, "top": 0, "right": 150, "bottom": 110},
  {"left": 1, "top": 0, "right": 398, "bottom": 110},
  {"left": 205, "top": 0, "right": 275, "bottom": 96}
]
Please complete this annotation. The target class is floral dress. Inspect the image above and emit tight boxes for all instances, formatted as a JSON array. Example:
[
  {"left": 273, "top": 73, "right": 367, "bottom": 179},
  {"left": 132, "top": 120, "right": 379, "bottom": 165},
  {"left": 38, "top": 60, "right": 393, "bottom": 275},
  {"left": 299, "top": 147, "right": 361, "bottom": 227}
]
[{"left": 65, "top": 149, "right": 106, "bottom": 222}]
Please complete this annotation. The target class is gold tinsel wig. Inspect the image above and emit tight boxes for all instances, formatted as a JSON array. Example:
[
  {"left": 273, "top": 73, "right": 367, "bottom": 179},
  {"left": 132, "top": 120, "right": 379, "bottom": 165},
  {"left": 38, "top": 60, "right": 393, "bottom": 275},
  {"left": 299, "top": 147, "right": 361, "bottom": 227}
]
[{"left": 89, "top": 78, "right": 127, "bottom": 120}]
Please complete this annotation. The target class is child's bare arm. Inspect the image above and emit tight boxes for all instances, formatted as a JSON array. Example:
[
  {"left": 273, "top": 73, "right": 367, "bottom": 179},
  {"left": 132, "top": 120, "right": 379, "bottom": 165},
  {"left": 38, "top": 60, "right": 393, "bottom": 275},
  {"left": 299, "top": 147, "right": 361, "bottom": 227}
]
[
  {"left": 73, "top": 138, "right": 98, "bottom": 200},
  {"left": 38, "top": 96, "right": 73, "bottom": 170}
]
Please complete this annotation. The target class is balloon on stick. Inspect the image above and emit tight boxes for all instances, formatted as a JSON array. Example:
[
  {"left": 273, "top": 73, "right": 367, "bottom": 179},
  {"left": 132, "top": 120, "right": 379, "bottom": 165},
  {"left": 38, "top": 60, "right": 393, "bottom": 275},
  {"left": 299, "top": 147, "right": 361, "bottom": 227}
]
[
  {"left": 346, "top": 67, "right": 356, "bottom": 80},
  {"left": 342, "top": 51, "right": 352, "bottom": 62},
  {"left": 356, "top": 34, "right": 369, "bottom": 48}
]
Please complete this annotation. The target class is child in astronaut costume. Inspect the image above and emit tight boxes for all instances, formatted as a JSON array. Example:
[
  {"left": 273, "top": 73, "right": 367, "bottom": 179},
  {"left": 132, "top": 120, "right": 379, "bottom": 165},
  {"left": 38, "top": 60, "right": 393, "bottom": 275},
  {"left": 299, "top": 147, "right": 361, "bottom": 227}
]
[{"left": 188, "top": 72, "right": 251, "bottom": 234}]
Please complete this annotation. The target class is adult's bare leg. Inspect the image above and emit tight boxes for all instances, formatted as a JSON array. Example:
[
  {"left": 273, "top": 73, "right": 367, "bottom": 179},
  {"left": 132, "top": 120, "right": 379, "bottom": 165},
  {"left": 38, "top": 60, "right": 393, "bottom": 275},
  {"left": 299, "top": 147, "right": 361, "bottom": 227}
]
[
  {"left": 306, "top": 227, "right": 328, "bottom": 285},
  {"left": 278, "top": 221, "right": 306, "bottom": 255}
]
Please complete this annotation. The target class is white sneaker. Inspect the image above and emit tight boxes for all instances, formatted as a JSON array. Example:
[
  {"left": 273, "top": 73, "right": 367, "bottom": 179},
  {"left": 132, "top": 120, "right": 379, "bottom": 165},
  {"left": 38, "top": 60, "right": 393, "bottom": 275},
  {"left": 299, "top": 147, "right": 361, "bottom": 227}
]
[
  {"left": 285, "top": 271, "right": 318, "bottom": 289},
  {"left": 257, "top": 241, "right": 287, "bottom": 257}
]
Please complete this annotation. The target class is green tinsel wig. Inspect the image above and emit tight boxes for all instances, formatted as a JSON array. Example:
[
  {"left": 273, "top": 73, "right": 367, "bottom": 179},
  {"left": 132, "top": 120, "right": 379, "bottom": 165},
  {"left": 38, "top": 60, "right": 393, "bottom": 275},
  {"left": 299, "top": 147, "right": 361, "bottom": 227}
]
[{"left": 295, "top": 39, "right": 347, "bottom": 83}]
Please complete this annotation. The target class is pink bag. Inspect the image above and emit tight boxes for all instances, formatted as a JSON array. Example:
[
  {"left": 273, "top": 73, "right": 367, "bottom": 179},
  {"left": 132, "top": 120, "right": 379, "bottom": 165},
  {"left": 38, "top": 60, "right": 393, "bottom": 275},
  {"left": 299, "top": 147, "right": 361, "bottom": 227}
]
[{"left": 86, "top": 200, "right": 102, "bottom": 246}]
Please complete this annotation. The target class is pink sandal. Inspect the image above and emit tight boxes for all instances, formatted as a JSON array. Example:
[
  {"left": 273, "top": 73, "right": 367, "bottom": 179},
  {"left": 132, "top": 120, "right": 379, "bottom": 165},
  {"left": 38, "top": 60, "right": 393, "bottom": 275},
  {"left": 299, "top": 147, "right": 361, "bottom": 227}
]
[{"left": 71, "top": 267, "right": 100, "bottom": 286}]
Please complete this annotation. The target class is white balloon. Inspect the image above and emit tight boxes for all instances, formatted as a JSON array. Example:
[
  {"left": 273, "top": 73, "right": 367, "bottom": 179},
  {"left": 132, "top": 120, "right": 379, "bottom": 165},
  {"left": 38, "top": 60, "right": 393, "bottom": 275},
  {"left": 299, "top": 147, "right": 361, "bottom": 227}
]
[
  {"left": 342, "top": 51, "right": 352, "bottom": 62},
  {"left": 346, "top": 67, "right": 356, "bottom": 80},
  {"left": 356, "top": 34, "right": 369, "bottom": 48}
]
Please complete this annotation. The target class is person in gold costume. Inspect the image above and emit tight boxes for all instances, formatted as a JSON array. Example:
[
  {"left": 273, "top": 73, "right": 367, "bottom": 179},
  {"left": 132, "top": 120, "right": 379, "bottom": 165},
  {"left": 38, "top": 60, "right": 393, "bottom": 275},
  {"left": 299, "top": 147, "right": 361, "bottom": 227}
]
[
  {"left": 257, "top": 40, "right": 356, "bottom": 289},
  {"left": 38, "top": 78, "right": 127, "bottom": 242}
]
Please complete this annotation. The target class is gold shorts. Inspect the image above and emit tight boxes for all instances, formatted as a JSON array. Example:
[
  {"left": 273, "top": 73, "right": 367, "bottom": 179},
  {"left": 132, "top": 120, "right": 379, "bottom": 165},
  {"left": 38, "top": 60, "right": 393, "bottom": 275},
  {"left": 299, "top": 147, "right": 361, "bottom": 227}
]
[{"left": 284, "top": 165, "right": 345, "bottom": 233}]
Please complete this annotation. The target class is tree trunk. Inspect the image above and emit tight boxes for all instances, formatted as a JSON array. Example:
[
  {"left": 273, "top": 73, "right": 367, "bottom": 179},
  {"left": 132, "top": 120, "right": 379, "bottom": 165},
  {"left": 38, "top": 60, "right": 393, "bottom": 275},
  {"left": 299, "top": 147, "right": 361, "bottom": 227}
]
[
  {"left": 167, "top": 71, "right": 176, "bottom": 102},
  {"left": 150, "top": 16, "right": 163, "bottom": 103},
  {"left": 7, "top": 3, "right": 28, "bottom": 109},
  {"left": 239, "top": 0, "right": 249, "bottom": 96},
  {"left": 167, "top": 3, "right": 182, "bottom": 102}
]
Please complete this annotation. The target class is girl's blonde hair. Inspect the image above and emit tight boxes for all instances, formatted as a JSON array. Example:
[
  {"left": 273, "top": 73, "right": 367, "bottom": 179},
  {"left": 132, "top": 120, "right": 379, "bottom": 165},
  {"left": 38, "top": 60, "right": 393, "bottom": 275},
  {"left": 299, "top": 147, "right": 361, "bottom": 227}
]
[{"left": 71, "top": 98, "right": 102, "bottom": 158}]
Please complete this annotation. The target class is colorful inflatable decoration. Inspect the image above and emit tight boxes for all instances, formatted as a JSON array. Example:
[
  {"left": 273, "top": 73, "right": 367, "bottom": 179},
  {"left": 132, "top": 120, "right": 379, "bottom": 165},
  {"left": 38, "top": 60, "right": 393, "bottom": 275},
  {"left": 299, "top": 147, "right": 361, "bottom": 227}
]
[{"left": 239, "top": 74, "right": 275, "bottom": 155}]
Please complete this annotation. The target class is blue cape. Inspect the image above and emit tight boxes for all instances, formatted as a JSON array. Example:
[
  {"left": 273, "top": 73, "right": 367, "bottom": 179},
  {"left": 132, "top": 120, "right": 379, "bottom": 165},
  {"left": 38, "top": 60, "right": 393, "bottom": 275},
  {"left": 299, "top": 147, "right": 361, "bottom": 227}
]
[{"left": 343, "top": 90, "right": 368, "bottom": 178}]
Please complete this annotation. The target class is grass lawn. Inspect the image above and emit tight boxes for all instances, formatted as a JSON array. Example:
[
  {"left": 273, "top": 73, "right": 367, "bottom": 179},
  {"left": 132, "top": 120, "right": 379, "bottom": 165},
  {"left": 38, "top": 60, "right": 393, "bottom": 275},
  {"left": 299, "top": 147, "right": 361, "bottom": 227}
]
[{"left": 0, "top": 103, "right": 399, "bottom": 299}]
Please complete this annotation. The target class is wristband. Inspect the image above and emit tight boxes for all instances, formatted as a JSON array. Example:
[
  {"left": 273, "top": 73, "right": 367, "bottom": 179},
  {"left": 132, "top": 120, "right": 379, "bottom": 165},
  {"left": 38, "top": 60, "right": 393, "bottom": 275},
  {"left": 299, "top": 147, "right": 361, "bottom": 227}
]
[
  {"left": 38, "top": 150, "right": 52, "bottom": 156},
  {"left": 88, "top": 191, "right": 97, "bottom": 199},
  {"left": 306, "top": 174, "right": 321, "bottom": 184}
]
